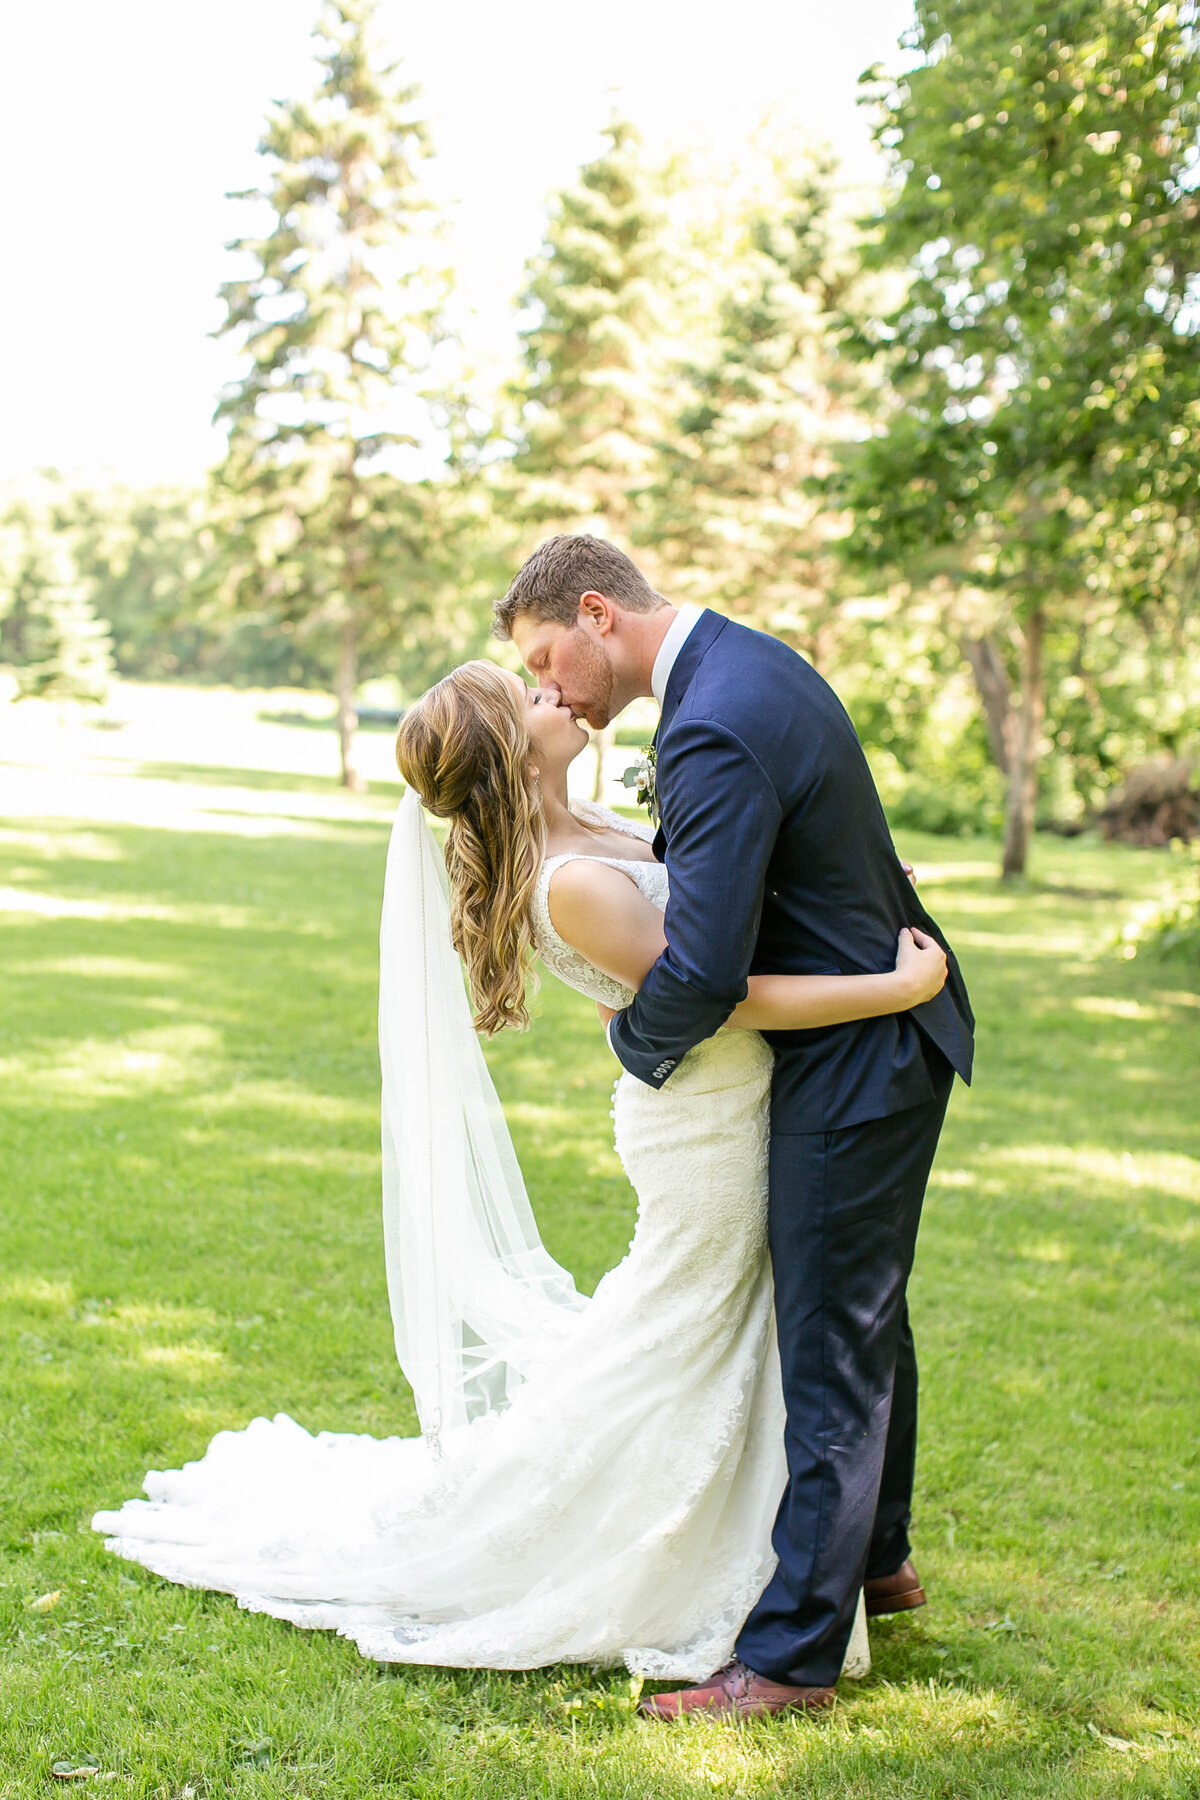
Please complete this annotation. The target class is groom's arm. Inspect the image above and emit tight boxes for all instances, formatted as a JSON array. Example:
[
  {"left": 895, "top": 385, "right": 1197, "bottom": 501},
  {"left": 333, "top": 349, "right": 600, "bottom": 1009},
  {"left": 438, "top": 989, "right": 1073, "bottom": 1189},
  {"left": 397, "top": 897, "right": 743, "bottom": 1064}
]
[{"left": 609, "top": 718, "right": 782, "bottom": 1089}]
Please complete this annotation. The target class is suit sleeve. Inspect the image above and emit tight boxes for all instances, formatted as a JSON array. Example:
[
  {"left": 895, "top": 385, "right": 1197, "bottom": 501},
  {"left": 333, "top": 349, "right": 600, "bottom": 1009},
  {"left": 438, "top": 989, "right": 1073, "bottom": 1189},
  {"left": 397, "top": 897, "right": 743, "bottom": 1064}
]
[{"left": 609, "top": 717, "right": 782, "bottom": 1088}]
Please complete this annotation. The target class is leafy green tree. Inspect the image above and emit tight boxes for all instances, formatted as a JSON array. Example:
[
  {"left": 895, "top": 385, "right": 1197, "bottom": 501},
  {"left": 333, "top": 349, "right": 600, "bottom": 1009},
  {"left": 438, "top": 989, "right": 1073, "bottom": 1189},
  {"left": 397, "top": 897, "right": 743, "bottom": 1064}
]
[
  {"left": 839, "top": 0, "right": 1200, "bottom": 875},
  {"left": 511, "top": 119, "right": 675, "bottom": 550},
  {"left": 213, "top": 0, "right": 450, "bottom": 787},
  {"left": 63, "top": 485, "right": 226, "bottom": 683}
]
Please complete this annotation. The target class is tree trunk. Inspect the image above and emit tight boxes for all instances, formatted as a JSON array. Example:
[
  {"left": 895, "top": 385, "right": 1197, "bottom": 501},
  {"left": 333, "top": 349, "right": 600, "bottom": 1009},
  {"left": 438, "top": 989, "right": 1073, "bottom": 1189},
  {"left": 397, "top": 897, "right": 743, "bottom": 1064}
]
[
  {"left": 1000, "top": 608, "right": 1045, "bottom": 880},
  {"left": 335, "top": 615, "right": 366, "bottom": 792},
  {"left": 961, "top": 633, "right": 1015, "bottom": 776}
]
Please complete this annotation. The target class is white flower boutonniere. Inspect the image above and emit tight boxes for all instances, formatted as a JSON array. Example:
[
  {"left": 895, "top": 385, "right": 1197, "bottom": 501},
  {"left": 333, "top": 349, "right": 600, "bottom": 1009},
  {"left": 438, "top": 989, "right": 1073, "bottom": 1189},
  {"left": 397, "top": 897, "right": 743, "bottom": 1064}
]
[{"left": 621, "top": 744, "right": 659, "bottom": 827}]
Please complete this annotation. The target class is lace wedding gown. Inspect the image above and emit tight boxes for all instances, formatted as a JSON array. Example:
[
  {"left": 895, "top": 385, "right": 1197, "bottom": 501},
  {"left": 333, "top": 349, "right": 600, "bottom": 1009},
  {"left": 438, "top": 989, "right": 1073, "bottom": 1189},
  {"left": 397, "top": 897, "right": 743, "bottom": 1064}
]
[{"left": 93, "top": 802, "right": 869, "bottom": 1681}]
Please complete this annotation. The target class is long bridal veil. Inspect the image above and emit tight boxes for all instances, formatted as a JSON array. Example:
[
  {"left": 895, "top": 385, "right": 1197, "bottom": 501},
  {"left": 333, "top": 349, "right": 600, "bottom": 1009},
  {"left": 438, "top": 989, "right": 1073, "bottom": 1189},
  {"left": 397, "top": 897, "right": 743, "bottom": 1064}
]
[{"left": 378, "top": 788, "right": 586, "bottom": 1450}]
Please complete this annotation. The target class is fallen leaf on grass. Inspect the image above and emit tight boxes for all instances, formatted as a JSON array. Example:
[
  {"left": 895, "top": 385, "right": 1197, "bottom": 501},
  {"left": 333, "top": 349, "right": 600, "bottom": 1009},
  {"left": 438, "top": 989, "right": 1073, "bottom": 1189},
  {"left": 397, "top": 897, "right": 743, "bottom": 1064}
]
[
  {"left": 235, "top": 1738, "right": 273, "bottom": 1768},
  {"left": 29, "top": 1589, "right": 64, "bottom": 1612},
  {"left": 50, "top": 1756, "right": 100, "bottom": 1780},
  {"left": 1087, "top": 1722, "right": 1135, "bottom": 1752}
]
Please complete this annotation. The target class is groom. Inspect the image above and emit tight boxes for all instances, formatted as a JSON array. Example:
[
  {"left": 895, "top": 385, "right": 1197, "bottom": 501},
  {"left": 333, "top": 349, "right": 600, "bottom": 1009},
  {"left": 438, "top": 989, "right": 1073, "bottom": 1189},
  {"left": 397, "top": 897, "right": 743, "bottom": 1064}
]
[{"left": 496, "top": 535, "right": 974, "bottom": 1718}]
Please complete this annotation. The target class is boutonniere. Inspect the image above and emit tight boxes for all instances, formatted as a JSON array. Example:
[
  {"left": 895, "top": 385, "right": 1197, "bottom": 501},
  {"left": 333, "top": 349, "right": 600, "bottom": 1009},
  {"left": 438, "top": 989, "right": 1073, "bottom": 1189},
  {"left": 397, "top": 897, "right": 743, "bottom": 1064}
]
[{"left": 622, "top": 743, "right": 659, "bottom": 826}]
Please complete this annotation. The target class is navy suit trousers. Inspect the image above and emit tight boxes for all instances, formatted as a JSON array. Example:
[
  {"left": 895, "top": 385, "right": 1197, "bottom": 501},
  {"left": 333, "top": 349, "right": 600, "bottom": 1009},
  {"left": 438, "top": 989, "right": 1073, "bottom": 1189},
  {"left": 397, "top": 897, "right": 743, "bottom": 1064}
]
[{"left": 734, "top": 1061, "right": 953, "bottom": 1687}]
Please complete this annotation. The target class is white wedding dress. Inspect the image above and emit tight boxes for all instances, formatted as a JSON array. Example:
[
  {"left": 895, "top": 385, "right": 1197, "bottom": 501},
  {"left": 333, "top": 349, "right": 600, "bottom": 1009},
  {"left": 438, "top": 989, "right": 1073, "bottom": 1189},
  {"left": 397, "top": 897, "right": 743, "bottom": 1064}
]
[{"left": 94, "top": 800, "right": 869, "bottom": 1680}]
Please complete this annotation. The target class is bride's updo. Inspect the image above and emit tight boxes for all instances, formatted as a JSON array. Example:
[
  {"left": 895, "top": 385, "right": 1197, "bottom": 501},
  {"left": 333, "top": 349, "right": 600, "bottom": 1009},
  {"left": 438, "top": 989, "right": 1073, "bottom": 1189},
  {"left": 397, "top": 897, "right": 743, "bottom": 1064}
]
[{"left": 395, "top": 661, "right": 544, "bottom": 1036}]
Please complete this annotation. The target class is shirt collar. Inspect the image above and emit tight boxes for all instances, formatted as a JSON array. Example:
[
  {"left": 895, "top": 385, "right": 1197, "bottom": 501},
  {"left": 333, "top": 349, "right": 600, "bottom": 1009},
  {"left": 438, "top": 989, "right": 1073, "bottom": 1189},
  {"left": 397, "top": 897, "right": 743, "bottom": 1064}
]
[{"left": 651, "top": 603, "right": 703, "bottom": 708}]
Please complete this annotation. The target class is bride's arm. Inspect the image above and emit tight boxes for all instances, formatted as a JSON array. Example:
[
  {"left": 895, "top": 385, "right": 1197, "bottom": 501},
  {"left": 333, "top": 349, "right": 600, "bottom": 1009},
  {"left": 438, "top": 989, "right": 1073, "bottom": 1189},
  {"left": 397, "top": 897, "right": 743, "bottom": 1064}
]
[
  {"left": 727, "top": 933, "right": 946, "bottom": 1029},
  {"left": 547, "top": 862, "right": 948, "bottom": 1029}
]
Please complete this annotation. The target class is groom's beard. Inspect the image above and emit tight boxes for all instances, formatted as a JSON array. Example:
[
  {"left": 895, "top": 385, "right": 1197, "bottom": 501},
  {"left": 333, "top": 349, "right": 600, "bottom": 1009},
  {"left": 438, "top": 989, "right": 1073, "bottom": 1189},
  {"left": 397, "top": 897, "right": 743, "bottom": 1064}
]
[{"left": 568, "top": 632, "right": 616, "bottom": 729}]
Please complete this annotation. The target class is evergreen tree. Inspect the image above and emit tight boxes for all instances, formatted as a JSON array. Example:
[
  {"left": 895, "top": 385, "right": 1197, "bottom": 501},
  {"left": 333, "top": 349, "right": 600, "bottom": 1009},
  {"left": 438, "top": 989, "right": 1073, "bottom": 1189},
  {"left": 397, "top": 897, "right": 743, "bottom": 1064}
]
[
  {"left": 214, "top": 0, "right": 449, "bottom": 787},
  {"left": 649, "top": 146, "right": 864, "bottom": 670},
  {"left": 511, "top": 120, "right": 674, "bottom": 550},
  {"left": 0, "top": 497, "right": 113, "bottom": 705}
]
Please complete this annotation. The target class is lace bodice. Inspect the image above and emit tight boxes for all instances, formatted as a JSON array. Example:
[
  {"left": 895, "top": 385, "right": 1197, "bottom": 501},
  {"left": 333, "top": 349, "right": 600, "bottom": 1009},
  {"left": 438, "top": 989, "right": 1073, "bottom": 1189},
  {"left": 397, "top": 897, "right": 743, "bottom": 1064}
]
[{"left": 532, "top": 800, "right": 668, "bottom": 1009}]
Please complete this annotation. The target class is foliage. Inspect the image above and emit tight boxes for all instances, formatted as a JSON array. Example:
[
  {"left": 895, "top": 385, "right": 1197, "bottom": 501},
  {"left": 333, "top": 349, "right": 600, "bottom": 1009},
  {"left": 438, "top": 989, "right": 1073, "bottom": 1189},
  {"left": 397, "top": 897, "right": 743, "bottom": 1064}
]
[
  {"left": 62, "top": 484, "right": 229, "bottom": 684},
  {"left": 838, "top": 0, "right": 1200, "bottom": 873},
  {"left": 1, "top": 755, "right": 1198, "bottom": 1794},
  {"left": 0, "top": 493, "right": 113, "bottom": 703},
  {"left": 647, "top": 143, "right": 865, "bottom": 666},
  {"left": 1118, "top": 838, "right": 1200, "bottom": 962},
  {"left": 7, "top": 6, "right": 1200, "bottom": 838},
  {"left": 510, "top": 119, "right": 675, "bottom": 553},
  {"left": 212, "top": 0, "right": 458, "bottom": 784}
]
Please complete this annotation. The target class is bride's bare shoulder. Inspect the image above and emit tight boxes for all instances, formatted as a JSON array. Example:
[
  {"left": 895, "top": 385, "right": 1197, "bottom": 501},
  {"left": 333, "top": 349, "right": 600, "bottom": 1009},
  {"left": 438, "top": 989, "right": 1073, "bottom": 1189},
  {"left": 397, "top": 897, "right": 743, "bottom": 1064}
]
[{"left": 545, "top": 857, "right": 654, "bottom": 944}]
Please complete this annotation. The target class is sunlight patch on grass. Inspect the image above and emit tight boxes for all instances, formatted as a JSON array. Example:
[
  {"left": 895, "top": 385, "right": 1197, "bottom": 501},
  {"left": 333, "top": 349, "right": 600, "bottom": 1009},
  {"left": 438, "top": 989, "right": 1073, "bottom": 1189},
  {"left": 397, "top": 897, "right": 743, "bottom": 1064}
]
[
  {"left": 1150, "top": 987, "right": 1200, "bottom": 1011},
  {"left": 911, "top": 861, "right": 1004, "bottom": 885},
  {"left": 998, "top": 1144, "right": 1200, "bottom": 1202},
  {"left": 20, "top": 955, "right": 187, "bottom": 983},
  {"left": 0, "top": 825, "right": 124, "bottom": 860},
  {"left": 928, "top": 1168, "right": 978, "bottom": 1189},
  {"left": 95, "top": 1301, "right": 221, "bottom": 1335},
  {"left": 255, "top": 1147, "right": 379, "bottom": 1173},
  {"left": 928, "top": 892, "right": 1021, "bottom": 915},
  {"left": 0, "top": 886, "right": 262, "bottom": 930},
  {"left": 137, "top": 1344, "right": 226, "bottom": 1376},
  {"left": 193, "top": 1081, "right": 378, "bottom": 1125},
  {"left": 1073, "top": 995, "right": 1168, "bottom": 1021},
  {"left": 179, "top": 1403, "right": 258, "bottom": 1434},
  {"left": 1015, "top": 1239, "right": 1073, "bottom": 1263},
  {"left": 143, "top": 807, "right": 389, "bottom": 843},
  {"left": 952, "top": 928, "right": 1092, "bottom": 955},
  {"left": 1, "top": 1026, "right": 222, "bottom": 1097},
  {"left": 1, "top": 1276, "right": 75, "bottom": 1310}
]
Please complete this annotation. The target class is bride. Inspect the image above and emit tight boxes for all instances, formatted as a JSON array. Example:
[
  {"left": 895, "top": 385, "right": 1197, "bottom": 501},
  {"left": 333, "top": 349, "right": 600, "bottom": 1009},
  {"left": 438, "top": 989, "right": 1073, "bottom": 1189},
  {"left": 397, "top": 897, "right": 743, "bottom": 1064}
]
[{"left": 94, "top": 660, "right": 947, "bottom": 1684}]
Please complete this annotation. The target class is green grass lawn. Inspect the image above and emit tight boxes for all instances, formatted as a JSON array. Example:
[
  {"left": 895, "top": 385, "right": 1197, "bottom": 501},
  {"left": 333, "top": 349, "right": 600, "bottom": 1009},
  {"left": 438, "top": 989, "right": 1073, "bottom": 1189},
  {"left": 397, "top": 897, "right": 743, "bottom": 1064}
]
[{"left": 1, "top": 781, "right": 1198, "bottom": 1797}]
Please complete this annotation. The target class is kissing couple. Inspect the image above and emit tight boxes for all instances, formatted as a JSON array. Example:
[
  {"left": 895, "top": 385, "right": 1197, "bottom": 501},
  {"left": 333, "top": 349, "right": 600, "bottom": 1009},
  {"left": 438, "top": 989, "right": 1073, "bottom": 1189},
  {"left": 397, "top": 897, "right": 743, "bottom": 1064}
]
[{"left": 96, "top": 534, "right": 974, "bottom": 1719}]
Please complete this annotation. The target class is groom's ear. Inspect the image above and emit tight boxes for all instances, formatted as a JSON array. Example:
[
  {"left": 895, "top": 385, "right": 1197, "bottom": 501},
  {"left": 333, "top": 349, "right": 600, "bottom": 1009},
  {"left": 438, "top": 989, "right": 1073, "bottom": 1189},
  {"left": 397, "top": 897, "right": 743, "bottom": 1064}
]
[{"left": 579, "top": 590, "right": 617, "bottom": 636}]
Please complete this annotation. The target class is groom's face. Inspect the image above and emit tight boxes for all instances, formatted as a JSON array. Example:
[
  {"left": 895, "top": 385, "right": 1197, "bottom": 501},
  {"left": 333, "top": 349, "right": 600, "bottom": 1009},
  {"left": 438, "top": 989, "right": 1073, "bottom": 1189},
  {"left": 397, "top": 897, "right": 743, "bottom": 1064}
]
[{"left": 511, "top": 614, "right": 616, "bottom": 730}]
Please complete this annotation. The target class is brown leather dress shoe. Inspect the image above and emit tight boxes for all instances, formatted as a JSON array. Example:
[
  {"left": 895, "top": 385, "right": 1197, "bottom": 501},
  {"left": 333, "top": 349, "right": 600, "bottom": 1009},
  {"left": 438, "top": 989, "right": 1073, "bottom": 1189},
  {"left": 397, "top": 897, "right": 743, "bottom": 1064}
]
[
  {"left": 638, "top": 1660, "right": 836, "bottom": 1721},
  {"left": 863, "top": 1559, "right": 926, "bottom": 1617}
]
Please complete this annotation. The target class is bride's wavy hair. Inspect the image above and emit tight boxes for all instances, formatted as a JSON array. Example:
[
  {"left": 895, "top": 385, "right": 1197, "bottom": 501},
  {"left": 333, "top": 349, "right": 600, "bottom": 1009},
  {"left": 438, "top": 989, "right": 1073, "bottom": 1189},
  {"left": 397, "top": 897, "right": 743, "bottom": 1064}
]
[{"left": 395, "top": 662, "right": 545, "bottom": 1036}]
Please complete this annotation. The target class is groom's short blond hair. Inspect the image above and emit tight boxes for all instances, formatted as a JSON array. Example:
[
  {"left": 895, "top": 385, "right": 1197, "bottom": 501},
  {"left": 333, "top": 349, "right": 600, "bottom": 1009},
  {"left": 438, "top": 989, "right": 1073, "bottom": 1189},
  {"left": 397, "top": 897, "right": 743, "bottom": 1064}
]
[{"left": 493, "top": 534, "right": 665, "bottom": 638}]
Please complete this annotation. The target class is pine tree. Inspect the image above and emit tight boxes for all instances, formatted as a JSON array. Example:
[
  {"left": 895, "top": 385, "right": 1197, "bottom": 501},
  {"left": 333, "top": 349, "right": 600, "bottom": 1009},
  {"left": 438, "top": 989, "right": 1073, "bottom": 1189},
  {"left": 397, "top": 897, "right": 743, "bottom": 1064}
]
[
  {"left": 511, "top": 120, "right": 674, "bottom": 551},
  {"left": 649, "top": 146, "right": 864, "bottom": 670},
  {"left": 0, "top": 498, "right": 113, "bottom": 705},
  {"left": 214, "top": 0, "right": 449, "bottom": 787}
]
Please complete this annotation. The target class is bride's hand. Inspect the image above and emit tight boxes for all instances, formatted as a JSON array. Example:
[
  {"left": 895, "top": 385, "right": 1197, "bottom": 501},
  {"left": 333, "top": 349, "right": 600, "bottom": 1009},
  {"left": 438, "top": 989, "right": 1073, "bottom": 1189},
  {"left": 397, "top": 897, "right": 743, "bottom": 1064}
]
[
  {"left": 597, "top": 1002, "right": 617, "bottom": 1029},
  {"left": 893, "top": 927, "right": 948, "bottom": 1006}
]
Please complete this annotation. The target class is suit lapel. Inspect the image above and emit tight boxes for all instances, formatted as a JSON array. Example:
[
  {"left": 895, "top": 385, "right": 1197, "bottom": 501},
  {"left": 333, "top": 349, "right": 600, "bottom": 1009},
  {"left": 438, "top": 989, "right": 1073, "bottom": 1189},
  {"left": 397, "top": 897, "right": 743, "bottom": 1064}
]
[
  {"left": 656, "top": 608, "right": 728, "bottom": 741},
  {"left": 652, "top": 609, "right": 729, "bottom": 855}
]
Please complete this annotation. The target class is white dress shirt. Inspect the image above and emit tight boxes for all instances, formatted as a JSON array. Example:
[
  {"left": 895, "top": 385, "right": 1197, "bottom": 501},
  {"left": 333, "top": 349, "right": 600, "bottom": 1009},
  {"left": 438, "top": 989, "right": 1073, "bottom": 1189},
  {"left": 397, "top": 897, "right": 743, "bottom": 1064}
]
[
  {"left": 605, "top": 603, "right": 705, "bottom": 1057},
  {"left": 650, "top": 603, "right": 704, "bottom": 708}
]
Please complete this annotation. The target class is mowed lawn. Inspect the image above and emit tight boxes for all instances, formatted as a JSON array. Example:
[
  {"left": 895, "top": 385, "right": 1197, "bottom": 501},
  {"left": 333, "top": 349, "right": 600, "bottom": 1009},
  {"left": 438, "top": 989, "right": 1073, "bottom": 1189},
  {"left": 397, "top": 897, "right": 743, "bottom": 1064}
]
[{"left": 1, "top": 767, "right": 1198, "bottom": 1798}]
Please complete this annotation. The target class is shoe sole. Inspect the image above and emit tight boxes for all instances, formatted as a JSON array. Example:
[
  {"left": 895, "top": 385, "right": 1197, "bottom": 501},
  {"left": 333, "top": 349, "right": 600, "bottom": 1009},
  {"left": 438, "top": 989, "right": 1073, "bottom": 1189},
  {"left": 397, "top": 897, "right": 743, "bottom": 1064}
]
[
  {"left": 865, "top": 1585, "right": 926, "bottom": 1618},
  {"left": 638, "top": 1690, "right": 836, "bottom": 1722},
  {"left": 638, "top": 1698, "right": 835, "bottom": 1721}
]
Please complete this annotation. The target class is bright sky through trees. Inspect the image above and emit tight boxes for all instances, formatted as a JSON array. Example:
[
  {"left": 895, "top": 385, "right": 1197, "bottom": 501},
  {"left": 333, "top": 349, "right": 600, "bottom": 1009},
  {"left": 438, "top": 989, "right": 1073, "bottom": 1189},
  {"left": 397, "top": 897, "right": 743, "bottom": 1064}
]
[{"left": 2, "top": 0, "right": 912, "bottom": 486}]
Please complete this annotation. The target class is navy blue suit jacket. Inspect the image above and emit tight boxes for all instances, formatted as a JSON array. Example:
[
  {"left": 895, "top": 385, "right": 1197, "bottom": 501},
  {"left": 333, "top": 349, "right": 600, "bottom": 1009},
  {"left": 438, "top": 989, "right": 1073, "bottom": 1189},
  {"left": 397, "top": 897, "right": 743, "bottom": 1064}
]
[{"left": 609, "top": 611, "right": 974, "bottom": 1130}]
